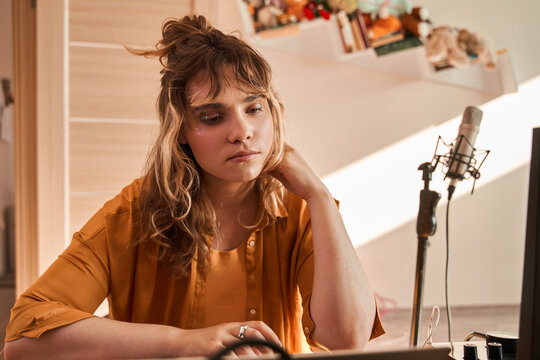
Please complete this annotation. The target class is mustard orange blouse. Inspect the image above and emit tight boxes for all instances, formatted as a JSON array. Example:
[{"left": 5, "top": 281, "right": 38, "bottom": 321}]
[
  {"left": 5, "top": 178, "right": 384, "bottom": 353},
  {"left": 200, "top": 246, "right": 247, "bottom": 327}
]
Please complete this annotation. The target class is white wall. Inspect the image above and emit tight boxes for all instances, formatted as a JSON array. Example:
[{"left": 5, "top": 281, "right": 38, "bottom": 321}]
[
  {"left": 0, "top": 0, "right": 15, "bottom": 276},
  {"left": 218, "top": 0, "right": 540, "bottom": 308},
  {"left": 352, "top": 0, "right": 540, "bottom": 308}
]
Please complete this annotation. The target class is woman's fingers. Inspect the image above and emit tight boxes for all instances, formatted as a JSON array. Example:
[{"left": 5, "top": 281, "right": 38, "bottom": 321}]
[
  {"left": 232, "top": 345, "right": 258, "bottom": 357},
  {"left": 246, "top": 321, "right": 283, "bottom": 347},
  {"left": 268, "top": 145, "right": 326, "bottom": 202},
  {"left": 223, "top": 325, "right": 265, "bottom": 356},
  {"left": 244, "top": 328, "right": 274, "bottom": 354},
  {"left": 224, "top": 321, "right": 282, "bottom": 355}
]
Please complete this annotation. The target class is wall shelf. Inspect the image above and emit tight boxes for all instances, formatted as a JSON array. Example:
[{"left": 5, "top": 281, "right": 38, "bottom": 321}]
[{"left": 233, "top": 0, "right": 517, "bottom": 96}]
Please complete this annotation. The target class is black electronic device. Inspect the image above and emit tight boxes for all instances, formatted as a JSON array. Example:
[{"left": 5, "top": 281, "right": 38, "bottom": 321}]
[
  {"left": 463, "top": 343, "right": 479, "bottom": 360},
  {"left": 517, "top": 127, "right": 540, "bottom": 359},
  {"left": 208, "top": 339, "right": 451, "bottom": 360},
  {"left": 291, "top": 347, "right": 450, "bottom": 360}
]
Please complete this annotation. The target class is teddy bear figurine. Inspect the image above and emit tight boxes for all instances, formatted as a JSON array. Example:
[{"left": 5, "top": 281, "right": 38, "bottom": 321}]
[
  {"left": 456, "top": 28, "right": 497, "bottom": 71},
  {"left": 284, "top": 0, "right": 308, "bottom": 21},
  {"left": 367, "top": 14, "right": 402, "bottom": 40},
  {"left": 401, "top": 6, "right": 431, "bottom": 38},
  {"left": 424, "top": 26, "right": 470, "bottom": 69},
  {"left": 257, "top": 3, "right": 284, "bottom": 29}
]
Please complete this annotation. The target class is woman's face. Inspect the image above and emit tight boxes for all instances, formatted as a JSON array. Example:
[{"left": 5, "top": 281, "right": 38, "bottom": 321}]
[{"left": 182, "top": 73, "right": 275, "bottom": 186}]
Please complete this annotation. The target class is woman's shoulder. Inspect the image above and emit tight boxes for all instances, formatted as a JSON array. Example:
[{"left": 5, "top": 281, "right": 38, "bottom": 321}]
[
  {"left": 280, "top": 190, "right": 308, "bottom": 222},
  {"left": 280, "top": 190, "right": 339, "bottom": 223},
  {"left": 101, "top": 177, "right": 144, "bottom": 217},
  {"left": 76, "top": 178, "right": 144, "bottom": 241}
]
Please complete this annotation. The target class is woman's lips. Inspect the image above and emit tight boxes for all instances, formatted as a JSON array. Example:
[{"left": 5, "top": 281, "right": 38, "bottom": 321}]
[{"left": 227, "top": 151, "right": 259, "bottom": 162}]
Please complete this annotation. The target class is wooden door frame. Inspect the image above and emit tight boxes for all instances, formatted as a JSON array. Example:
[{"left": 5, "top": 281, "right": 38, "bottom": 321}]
[{"left": 13, "top": 0, "right": 68, "bottom": 296}]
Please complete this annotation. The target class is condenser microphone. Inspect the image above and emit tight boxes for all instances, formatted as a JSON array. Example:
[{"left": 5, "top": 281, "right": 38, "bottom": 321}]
[{"left": 446, "top": 106, "right": 483, "bottom": 199}]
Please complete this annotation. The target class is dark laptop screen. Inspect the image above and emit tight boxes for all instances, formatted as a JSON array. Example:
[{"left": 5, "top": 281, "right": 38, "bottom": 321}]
[{"left": 517, "top": 127, "right": 540, "bottom": 359}]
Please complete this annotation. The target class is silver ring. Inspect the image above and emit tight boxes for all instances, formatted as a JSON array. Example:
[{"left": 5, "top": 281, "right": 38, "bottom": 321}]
[{"left": 237, "top": 324, "right": 248, "bottom": 339}]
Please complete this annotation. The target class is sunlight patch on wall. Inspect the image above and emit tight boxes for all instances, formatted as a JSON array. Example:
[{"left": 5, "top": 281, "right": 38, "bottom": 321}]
[{"left": 323, "top": 75, "right": 540, "bottom": 248}]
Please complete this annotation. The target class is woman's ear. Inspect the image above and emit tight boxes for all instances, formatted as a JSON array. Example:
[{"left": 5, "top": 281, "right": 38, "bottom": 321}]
[
  {"left": 179, "top": 133, "right": 187, "bottom": 145},
  {"left": 179, "top": 126, "right": 189, "bottom": 144}
]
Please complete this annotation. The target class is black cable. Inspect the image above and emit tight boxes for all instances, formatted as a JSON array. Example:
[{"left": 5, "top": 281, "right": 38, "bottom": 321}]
[
  {"left": 208, "top": 338, "right": 291, "bottom": 360},
  {"left": 445, "top": 193, "right": 454, "bottom": 356}
]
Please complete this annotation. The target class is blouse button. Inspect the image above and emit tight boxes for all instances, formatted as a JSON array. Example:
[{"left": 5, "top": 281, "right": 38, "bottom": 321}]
[
  {"left": 250, "top": 308, "right": 257, "bottom": 315},
  {"left": 249, "top": 274, "right": 256, "bottom": 281},
  {"left": 304, "top": 327, "right": 309, "bottom": 334},
  {"left": 249, "top": 240, "right": 255, "bottom": 247}
]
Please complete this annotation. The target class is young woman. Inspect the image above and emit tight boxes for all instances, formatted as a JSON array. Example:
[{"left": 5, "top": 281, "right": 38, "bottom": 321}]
[{"left": 4, "top": 15, "right": 383, "bottom": 359}]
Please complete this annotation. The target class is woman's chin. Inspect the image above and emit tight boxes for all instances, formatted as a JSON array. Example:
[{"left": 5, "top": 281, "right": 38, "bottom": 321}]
[
  {"left": 225, "top": 169, "right": 263, "bottom": 183},
  {"left": 201, "top": 165, "right": 266, "bottom": 186}
]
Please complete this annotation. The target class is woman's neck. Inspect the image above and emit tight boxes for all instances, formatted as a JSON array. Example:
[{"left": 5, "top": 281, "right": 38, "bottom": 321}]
[
  {"left": 204, "top": 178, "right": 258, "bottom": 212},
  {"left": 203, "top": 179, "right": 260, "bottom": 251}
]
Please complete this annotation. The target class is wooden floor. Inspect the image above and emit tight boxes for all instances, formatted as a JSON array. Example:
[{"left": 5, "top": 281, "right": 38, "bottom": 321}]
[{"left": 0, "top": 276, "right": 520, "bottom": 359}]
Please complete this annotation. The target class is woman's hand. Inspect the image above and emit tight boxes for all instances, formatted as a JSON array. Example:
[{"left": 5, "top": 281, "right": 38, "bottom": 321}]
[
  {"left": 269, "top": 145, "right": 329, "bottom": 203},
  {"left": 173, "top": 321, "right": 283, "bottom": 357}
]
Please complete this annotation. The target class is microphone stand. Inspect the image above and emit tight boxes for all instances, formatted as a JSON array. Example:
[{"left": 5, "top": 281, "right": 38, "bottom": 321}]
[{"left": 410, "top": 162, "right": 441, "bottom": 348}]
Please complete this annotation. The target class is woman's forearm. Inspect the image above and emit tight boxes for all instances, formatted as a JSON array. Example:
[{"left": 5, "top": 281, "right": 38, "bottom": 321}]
[
  {"left": 4, "top": 318, "right": 281, "bottom": 360},
  {"left": 268, "top": 146, "right": 376, "bottom": 349},
  {"left": 307, "top": 188, "right": 376, "bottom": 350},
  {"left": 4, "top": 317, "right": 181, "bottom": 360}
]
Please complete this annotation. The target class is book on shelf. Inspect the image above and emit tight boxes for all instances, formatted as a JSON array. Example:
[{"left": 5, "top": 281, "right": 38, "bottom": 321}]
[
  {"left": 350, "top": 10, "right": 371, "bottom": 48},
  {"left": 370, "top": 30, "right": 405, "bottom": 48},
  {"left": 336, "top": 10, "right": 356, "bottom": 53},
  {"left": 374, "top": 35, "right": 423, "bottom": 56},
  {"left": 348, "top": 14, "right": 366, "bottom": 50}
]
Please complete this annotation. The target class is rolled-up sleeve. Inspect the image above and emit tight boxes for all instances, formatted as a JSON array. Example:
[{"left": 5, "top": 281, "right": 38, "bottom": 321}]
[{"left": 5, "top": 209, "right": 111, "bottom": 342}]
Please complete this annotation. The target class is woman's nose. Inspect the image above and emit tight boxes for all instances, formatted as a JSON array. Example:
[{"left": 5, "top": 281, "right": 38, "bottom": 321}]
[{"left": 227, "top": 113, "right": 253, "bottom": 143}]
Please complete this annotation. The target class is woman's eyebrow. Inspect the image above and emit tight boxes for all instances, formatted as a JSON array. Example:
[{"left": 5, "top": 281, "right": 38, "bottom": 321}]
[
  {"left": 243, "top": 94, "right": 265, "bottom": 103},
  {"left": 193, "top": 102, "right": 222, "bottom": 112},
  {"left": 192, "top": 94, "right": 265, "bottom": 112}
]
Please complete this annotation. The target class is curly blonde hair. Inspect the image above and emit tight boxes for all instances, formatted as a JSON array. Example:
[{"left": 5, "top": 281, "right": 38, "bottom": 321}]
[{"left": 130, "top": 15, "right": 286, "bottom": 276}]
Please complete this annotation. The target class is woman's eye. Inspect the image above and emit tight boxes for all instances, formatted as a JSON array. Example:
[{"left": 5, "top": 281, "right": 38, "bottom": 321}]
[
  {"left": 248, "top": 104, "right": 263, "bottom": 114},
  {"left": 200, "top": 113, "right": 222, "bottom": 124}
]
